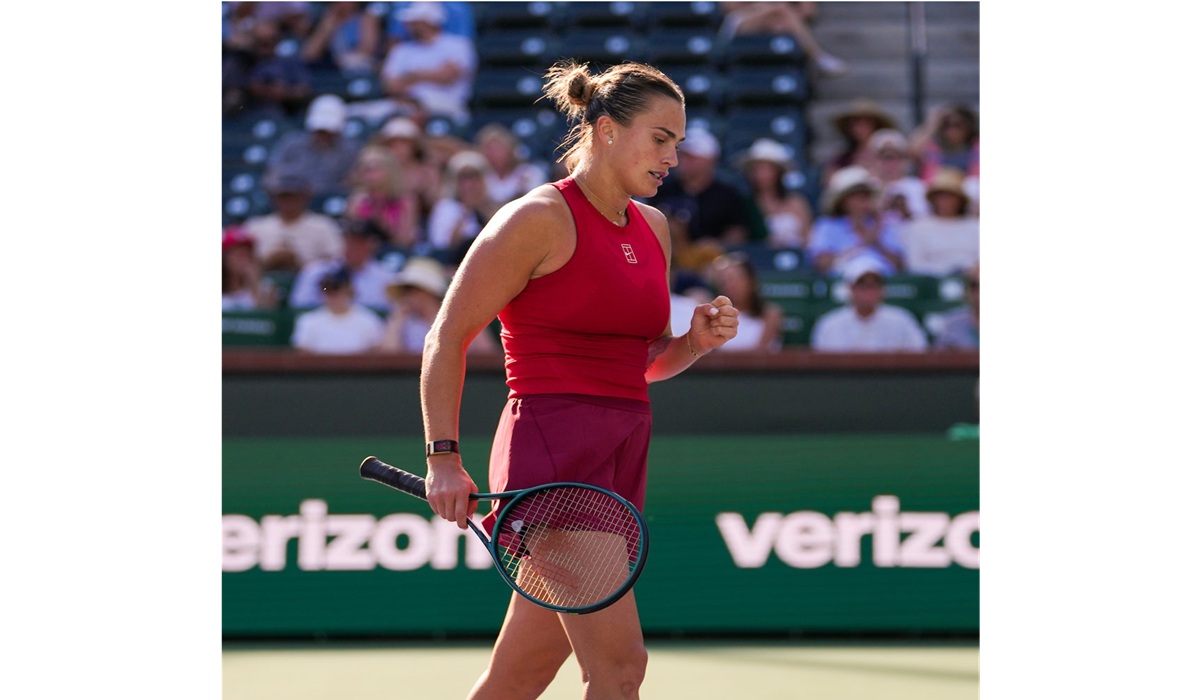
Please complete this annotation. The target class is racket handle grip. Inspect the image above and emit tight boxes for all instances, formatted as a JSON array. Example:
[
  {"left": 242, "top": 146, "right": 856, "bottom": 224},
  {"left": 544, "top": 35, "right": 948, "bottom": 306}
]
[{"left": 360, "top": 456, "right": 427, "bottom": 500}]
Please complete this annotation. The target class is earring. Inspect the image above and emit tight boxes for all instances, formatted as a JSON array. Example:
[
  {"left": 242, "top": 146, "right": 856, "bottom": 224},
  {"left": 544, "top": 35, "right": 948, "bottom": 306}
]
[{"left": 607, "top": 139, "right": 613, "bottom": 145}]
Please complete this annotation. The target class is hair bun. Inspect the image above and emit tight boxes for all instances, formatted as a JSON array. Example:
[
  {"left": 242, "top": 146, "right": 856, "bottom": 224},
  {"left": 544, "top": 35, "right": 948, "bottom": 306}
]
[{"left": 568, "top": 69, "right": 595, "bottom": 108}]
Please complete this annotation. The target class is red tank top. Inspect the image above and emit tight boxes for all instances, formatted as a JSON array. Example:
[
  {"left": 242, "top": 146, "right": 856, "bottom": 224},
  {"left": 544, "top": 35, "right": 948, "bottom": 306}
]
[{"left": 498, "top": 177, "right": 669, "bottom": 401}]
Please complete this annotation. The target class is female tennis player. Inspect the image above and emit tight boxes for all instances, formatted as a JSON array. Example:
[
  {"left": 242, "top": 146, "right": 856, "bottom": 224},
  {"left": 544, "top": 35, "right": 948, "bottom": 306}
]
[{"left": 420, "top": 60, "right": 739, "bottom": 699}]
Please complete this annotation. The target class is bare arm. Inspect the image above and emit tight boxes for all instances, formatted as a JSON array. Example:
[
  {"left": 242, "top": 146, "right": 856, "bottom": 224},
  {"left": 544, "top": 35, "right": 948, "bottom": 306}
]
[
  {"left": 760, "top": 303, "right": 785, "bottom": 351},
  {"left": 420, "top": 186, "right": 566, "bottom": 529},
  {"left": 358, "top": 9, "right": 382, "bottom": 62},
  {"left": 300, "top": 10, "right": 338, "bottom": 63},
  {"left": 386, "top": 60, "right": 465, "bottom": 94}
]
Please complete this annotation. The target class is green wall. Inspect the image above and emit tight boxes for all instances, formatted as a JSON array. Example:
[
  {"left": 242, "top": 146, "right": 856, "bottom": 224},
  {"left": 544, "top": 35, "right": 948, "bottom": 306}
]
[{"left": 223, "top": 434, "right": 978, "bottom": 638}]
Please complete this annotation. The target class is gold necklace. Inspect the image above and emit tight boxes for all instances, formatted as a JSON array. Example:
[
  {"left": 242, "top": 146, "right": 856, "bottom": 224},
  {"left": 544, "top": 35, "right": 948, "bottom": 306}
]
[{"left": 576, "top": 177, "right": 628, "bottom": 225}]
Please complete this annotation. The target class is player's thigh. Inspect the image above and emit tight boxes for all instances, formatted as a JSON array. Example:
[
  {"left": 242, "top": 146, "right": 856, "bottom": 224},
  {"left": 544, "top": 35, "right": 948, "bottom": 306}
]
[
  {"left": 558, "top": 591, "right": 646, "bottom": 674},
  {"left": 489, "top": 592, "right": 574, "bottom": 674}
]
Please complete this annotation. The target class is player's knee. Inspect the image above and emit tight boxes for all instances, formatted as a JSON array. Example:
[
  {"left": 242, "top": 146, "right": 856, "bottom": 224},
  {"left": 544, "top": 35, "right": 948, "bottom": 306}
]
[{"left": 581, "top": 644, "right": 648, "bottom": 694}]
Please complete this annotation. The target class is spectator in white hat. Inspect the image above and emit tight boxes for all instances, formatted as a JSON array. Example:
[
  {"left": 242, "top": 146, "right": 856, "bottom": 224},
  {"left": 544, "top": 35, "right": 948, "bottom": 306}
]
[
  {"left": 426, "top": 150, "right": 500, "bottom": 264},
  {"left": 810, "top": 257, "right": 928, "bottom": 352},
  {"left": 646, "top": 126, "right": 752, "bottom": 269},
  {"left": 807, "top": 165, "right": 905, "bottom": 277},
  {"left": 266, "top": 94, "right": 364, "bottom": 197},
  {"left": 385, "top": 1, "right": 476, "bottom": 43},
  {"left": 380, "top": 1, "right": 477, "bottom": 125},
  {"left": 864, "top": 128, "right": 928, "bottom": 222},
  {"left": 735, "top": 138, "right": 813, "bottom": 249},
  {"left": 378, "top": 257, "right": 499, "bottom": 354},
  {"left": 372, "top": 115, "right": 444, "bottom": 221}
]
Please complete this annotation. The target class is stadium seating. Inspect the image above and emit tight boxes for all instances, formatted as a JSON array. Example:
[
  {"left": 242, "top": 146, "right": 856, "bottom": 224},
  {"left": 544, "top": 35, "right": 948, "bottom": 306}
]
[
  {"left": 642, "top": 28, "right": 719, "bottom": 66},
  {"left": 554, "top": 1, "right": 649, "bottom": 30},
  {"left": 642, "top": 1, "right": 723, "bottom": 30},
  {"left": 472, "top": 1, "right": 557, "bottom": 30},
  {"left": 475, "top": 28, "right": 558, "bottom": 67},
  {"left": 222, "top": 1, "right": 850, "bottom": 347},
  {"left": 473, "top": 66, "right": 549, "bottom": 108},
  {"left": 661, "top": 64, "right": 724, "bottom": 109},
  {"left": 719, "top": 33, "right": 808, "bottom": 68},
  {"left": 723, "top": 106, "right": 808, "bottom": 165},
  {"left": 724, "top": 65, "right": 808, "bottom": 106},
  {"left": 551, "top": 28, "right": 648, "bottom": 66}
]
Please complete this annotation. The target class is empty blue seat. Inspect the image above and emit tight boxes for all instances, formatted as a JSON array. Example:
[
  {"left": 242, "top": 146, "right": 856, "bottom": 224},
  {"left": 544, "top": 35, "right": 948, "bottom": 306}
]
[
  {"left": 644, "top": 28, "right": 719, "bottom": 65},
  {"left": 642, "top": 1, "right": 722, "bottom": 29},
  {"left": 476, "top": 29, "right": 558, "bottom": 67},
  {"left": 555, "top": 1, "right": 648, "bottom": 29},
  {"left": 723, "top": 106, "right": 808, "bottom": 166},
  {"left": 473, "top": 67, "right": 548, "bottom": 108},
  {"left": 473, "top": 1, "right": 557, "bottom": 29},
  {"left": 552, "top": 28, "right": 646, "bottom": 66},
  {"left": 659, "top": 65, "right": 724, "bottom": 108},
  {"left": 720, "top": 33, "right": 807, "bottom": 67},
  {"left": 725, "top": 66, "right": 809, "bottom": 106}
]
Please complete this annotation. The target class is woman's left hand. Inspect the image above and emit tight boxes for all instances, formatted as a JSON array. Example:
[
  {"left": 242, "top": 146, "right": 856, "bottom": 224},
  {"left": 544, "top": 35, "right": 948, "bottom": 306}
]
[{"left": 688, "top": 295, "right": 740, "bottom": 355}]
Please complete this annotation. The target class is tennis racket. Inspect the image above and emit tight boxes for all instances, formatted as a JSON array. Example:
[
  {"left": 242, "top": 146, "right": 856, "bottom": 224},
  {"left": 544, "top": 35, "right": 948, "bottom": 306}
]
[{"left": 359, "top": 456, "right": 649, "bottom": 614}]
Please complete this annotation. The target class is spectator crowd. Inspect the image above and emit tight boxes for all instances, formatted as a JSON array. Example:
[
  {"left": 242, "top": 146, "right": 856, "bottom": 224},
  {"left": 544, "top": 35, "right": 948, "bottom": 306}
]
[{"left": 222, "top": 1, "right": 980, "bottom": 356}]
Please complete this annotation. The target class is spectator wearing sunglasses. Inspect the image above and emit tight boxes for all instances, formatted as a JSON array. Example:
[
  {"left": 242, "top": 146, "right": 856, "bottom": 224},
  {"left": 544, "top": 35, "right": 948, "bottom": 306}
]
[{"left": 910, "top": 103, "right": 980, "bottom": 204}]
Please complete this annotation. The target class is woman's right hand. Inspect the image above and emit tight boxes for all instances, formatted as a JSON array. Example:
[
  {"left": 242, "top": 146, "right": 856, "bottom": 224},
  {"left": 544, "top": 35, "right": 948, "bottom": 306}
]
[{"left": 425, "top": 455, "right": 478, "bottom": 530}]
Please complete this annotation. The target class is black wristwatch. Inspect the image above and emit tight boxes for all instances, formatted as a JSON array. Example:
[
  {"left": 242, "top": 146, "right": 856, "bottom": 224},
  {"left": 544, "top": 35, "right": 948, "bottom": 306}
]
[{"left": 426, "top": 439, "right": 460, "bottom": 457}]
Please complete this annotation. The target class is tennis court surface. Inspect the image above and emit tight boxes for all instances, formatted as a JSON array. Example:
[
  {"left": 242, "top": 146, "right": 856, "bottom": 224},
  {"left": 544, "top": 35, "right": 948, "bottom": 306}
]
[{"left": 223, "top": 639, "right": 979, "bottom": 699}]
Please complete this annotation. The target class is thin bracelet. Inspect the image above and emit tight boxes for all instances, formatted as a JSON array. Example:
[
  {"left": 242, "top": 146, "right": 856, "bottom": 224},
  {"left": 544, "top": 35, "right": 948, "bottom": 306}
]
[{"left": 686, "top": 331, "right": 699, "bottom": 358}]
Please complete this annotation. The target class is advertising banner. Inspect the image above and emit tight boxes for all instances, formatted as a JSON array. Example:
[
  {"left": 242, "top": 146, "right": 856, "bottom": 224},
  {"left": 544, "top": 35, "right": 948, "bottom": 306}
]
[{"left": 223, "top": 434, "right": 978, "bottom": 638}]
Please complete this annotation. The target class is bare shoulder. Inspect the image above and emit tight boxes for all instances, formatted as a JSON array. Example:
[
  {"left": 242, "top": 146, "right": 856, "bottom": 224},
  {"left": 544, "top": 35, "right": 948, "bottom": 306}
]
[
  {"left": 632, "top": 200, "right": 669, "bottom": 230},
  {"left": 469, "top": 183, "right": 573, "bottom": 278},
  {"left": 633, "top": 200, "right": 671, "bottom": 256},
  {"left": 483, "top": 184, "right": 570, "bottom": 241}
]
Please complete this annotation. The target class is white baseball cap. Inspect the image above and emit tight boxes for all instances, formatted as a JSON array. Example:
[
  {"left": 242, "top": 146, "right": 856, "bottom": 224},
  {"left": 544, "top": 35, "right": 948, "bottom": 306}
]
[
  {"left": 380, "top": 116, "right": 421, "bottom": 141},
  {"left": 679, "top": 126, "right": 720, "bottom": 159},
  {"left": 305, "top": 94, "right": 347, "bottom": 133},
  {"left": 842, "top": 256, "right": 888, "bottom": 285},
  {"left": 387, "top": 257, "right": 449, "bottom": 298},
  {"left": 396, "top": 2, "right": 446, "bottom": 26},
  {"left": 736, "top": 138, "right": 795, "bottom": 170}
]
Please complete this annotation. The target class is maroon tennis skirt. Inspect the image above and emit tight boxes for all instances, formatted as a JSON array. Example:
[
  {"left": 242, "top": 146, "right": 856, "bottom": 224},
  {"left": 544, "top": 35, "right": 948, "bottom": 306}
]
[{"left": 481, "top": 393, "right": 652, "bottom": 534}]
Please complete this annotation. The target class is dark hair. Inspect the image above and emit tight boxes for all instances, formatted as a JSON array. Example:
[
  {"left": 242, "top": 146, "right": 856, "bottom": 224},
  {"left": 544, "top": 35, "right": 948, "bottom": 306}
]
[
  {"left": 938, "top": 104, "right": 980, "bottom": 144},
  {"left": 319, "top": 265, "right": 353, "bottom": 292},
  {"left": 711, "top": 251, "right": 766, "bottom": 317},
  {"left": 541, "top": 60, "right": 684, "bottom": 171}
]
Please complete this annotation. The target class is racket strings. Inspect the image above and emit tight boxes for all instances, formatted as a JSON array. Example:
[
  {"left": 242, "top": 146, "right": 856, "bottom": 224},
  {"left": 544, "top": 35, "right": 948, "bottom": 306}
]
[{"left": 496, "top": 486, "right": 643, "bottom": 609}]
